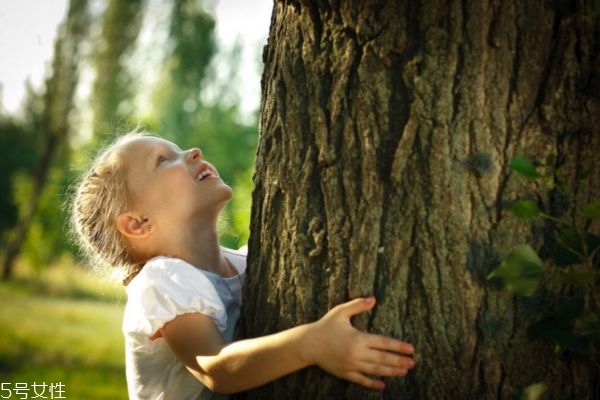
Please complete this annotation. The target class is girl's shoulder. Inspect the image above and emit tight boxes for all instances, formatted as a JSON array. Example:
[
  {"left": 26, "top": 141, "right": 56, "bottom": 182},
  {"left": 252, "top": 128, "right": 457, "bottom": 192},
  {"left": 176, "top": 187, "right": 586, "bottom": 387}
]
[
  {"left": 132, "top": 256, "right": 206, "bottom": 285},
  {"left": 127, "top": 256, "right": 219, "bottom": 298},
  {"left": 123, "top": 256, "right": 227, "bottom": 336}
]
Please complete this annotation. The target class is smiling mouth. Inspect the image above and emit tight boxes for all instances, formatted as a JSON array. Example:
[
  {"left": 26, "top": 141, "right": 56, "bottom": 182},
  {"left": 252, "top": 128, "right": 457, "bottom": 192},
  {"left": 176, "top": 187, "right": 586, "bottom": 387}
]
[{"left": 196, "top": 166, "right": 219, "bottom": 182}]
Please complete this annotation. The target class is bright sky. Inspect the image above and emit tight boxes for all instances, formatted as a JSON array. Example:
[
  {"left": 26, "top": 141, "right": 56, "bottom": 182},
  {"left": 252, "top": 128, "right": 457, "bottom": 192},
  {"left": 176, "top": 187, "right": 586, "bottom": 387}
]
[
  {"left": 0, "top": 0, "right": 68, "bottom": 113},
  {"left": 0, "top": 0, "right": 273, "bottom": 115}
]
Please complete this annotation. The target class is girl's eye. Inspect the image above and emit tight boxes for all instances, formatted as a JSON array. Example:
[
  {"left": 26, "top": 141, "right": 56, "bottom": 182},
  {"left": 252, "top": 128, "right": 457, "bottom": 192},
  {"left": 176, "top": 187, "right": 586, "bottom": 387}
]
[{"left": 157, "top": 155, "right": 168, "bottom": 165}]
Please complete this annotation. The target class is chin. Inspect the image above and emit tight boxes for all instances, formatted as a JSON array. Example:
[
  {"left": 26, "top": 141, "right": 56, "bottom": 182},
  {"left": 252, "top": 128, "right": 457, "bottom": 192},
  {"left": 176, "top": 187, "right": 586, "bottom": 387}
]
[
  {"left": 221, "top": 182, "right": 233, "bottom": 199},
  {"left": 215, "top": 183, "right": 234, "bottom": 207}
]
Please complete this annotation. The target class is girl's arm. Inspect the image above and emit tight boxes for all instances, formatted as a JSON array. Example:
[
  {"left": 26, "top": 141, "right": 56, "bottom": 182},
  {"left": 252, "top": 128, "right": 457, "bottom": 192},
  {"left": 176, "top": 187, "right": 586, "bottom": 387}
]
[{"left": 160, "top": 297, "right": 415, "bottom": 394}]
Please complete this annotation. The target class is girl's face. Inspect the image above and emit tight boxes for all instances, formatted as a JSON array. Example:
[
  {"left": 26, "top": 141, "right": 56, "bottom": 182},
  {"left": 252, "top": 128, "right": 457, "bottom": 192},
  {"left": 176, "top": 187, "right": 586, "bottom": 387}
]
[{"left": 121, "top": 136, "right": 232, "bottom": 228}]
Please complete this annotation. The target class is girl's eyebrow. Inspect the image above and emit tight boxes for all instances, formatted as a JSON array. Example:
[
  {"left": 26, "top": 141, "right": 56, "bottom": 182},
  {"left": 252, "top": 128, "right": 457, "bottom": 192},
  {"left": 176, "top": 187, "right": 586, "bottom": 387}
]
[
  {"left": 154, "top": 142, "right": 179, "bottom": 155},
  {"left": 160, "top": 141, "right": 179, "bottom": 152},
  {"left": 160, "top": 140, "right": 182, "bottom": 153},
  {"left": 147, "top": 143, "right": 180, "bottom": 167}
]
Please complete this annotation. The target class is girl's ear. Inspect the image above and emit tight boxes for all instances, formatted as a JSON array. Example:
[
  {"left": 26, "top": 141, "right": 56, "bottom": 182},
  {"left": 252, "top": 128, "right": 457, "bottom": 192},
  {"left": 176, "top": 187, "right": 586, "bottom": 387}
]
[{"left": 116, "top": 212, "right": 153, "bottom": 238}]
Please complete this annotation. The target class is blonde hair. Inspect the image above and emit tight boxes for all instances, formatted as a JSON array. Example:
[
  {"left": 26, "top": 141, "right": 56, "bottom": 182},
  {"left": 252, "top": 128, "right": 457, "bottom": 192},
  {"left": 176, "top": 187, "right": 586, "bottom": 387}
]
[{"left": 70, "top": 131, "right": 149, "bottom": 285}]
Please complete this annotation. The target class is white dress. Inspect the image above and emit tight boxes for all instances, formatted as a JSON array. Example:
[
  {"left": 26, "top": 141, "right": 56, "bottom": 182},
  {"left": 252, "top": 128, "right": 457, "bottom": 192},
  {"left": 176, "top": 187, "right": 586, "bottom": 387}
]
[{"left": 122, "top": 248, "right": 246, "bottom": 400}]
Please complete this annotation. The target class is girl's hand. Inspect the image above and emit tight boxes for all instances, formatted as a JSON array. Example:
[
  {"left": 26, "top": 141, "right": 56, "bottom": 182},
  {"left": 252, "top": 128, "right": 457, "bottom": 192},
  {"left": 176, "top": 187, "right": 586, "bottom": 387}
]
[{"left": 303, "top": 297, "right": 415, "bottom": 390}]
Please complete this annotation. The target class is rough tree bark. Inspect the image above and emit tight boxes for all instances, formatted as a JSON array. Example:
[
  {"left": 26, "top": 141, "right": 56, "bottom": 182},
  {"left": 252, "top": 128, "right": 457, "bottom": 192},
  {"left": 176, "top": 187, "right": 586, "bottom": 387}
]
[{"left": 241, "top": 1, "right": 599, "bottom": 399}]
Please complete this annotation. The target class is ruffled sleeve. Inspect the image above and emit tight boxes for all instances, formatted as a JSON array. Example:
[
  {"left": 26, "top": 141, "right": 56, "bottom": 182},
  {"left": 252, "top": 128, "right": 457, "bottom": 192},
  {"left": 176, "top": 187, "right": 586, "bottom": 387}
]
[{"left": 123, "top": 257, "right": 227, "bottom": 338}]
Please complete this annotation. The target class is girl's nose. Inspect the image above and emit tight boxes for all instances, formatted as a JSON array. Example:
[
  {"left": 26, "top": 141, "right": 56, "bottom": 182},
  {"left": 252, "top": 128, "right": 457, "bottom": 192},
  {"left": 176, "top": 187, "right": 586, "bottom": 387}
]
[{"left": 186, "top": 148, "right": 203, "bottom": 162}]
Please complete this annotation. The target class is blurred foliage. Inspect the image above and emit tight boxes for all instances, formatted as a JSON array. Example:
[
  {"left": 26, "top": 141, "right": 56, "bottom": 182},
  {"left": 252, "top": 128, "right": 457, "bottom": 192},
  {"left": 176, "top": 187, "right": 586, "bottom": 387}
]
[
  {"left": 144, "top": 0, "right": 256, "bottom": 248},
  {"left": 488, "top": 156, "right": 599, "bottom": 362},
  {"left": 0, "top": 113, "right": 42, "bottom": 239},
  {"left": 230, "top": 166, "right": 255, "bottom": 246},
  {"left": 153, "top": 0, "right": 216, "bottom": 139},
  {"left": 2, "top": 0, "right": 90, "bottom": 279},
  {"left": 1, "top": 0, "right": 259, "bottom": 274},
  {"left": 12, "top": 167, "right": 74, "bottom": 268},
  {"left": 91, "top": 0, "right": 146, "bottom": 139}
]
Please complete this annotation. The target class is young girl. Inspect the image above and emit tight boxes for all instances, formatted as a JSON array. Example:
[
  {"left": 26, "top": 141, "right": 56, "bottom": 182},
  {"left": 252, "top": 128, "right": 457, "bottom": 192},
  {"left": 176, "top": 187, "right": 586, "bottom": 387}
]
[{"left": 70, "top": 132, "right": 415, "bottom": 399}]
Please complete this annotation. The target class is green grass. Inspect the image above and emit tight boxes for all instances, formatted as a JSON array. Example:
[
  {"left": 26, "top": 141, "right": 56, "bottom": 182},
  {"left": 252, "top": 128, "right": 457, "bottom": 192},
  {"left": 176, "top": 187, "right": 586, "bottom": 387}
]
[{"left": 0, "top": 260, "right": 128, "bottom": 399}]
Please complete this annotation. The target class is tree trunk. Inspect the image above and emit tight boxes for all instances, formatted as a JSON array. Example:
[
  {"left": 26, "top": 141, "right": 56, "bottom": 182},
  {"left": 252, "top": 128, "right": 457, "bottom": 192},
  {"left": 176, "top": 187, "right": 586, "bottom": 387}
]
[
  {"left": 241, "top": 0, "right": 599, "bottom": 399},
  {"left": 2, "top": 0, "right": 89, "bottom": 280}
]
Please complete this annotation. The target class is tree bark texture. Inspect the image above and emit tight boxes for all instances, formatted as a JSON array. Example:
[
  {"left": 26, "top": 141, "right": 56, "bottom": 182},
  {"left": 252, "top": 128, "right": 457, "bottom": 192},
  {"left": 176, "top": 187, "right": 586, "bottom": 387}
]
[{"left": 242, "top": 1, "right": 600, "bottom": 399}]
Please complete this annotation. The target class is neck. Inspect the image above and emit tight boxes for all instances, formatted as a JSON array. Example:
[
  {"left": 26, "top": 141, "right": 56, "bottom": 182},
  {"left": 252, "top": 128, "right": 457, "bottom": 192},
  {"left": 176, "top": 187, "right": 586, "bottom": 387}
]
[{"left": 159, "top": 219, "right": 234, "bottom": 277}]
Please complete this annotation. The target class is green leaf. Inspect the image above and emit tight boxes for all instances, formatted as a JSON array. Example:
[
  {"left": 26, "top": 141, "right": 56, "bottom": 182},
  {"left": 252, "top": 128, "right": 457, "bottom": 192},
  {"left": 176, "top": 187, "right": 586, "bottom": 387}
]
[
  {"left": 551, "top": 228, "right": 600, "bottom": 267},
  {"left": 520, "top": 382, "right": 547, "bottom": 400},
  {"left": 510, "top": 156, "right": 542, "bottom": 179},
  {"left": 550, "top": 228, "right": 587, "bottom": 267},
  {"left": 551, "top": 243, "right": 584, "bottom": 267},
  {"left": 581, "top": 199, "right": 600, "bottom": 218},
  {"left": 487, "top": 245, "right": 546, "bottom": 296},
  {"left": 510, "top": 200, "right": 540, "bottom": 219},
  {"left": 574, "top": 312, "right": 600, "bottom": 340}
]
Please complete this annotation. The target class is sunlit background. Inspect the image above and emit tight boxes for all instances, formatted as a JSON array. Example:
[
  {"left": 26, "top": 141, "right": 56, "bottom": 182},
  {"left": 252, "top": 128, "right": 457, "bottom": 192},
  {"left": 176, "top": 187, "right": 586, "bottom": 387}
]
[
  {"left": 0, "top": 0, "right": 271, "bottom": 115},
  {"left": 0, "top": 1, "right": 272, "bottom": 398}
]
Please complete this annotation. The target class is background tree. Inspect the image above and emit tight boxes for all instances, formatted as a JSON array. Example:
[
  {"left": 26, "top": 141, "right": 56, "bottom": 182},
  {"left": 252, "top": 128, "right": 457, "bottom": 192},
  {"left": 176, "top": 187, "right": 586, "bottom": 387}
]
[
  {"left": 152, "top": 0, "right": 216, "bottom": 142},
  {"left": 241, "top": 1, "right": 599, "bottom": 399},
  {"left": 1, "top": 0, "right": 90, "bottom": 279},
  {"left": 1, "top": 0, "right": 259, "bottom": 276},
  {"left": 146, "top": 0, "right": 258, "bottom": 247},
  {"left": 91, "top": 0, "right": 145, "bottom": 139},
  {"left": 0, "top": 114, "right": 41, "bottom": 244}
]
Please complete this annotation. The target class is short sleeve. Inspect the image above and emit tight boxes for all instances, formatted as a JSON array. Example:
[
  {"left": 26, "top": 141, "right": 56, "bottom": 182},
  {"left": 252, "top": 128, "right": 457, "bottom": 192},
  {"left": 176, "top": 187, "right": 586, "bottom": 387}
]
[{"left": 123, "top": 257, "right": 227, "bottom": 337}]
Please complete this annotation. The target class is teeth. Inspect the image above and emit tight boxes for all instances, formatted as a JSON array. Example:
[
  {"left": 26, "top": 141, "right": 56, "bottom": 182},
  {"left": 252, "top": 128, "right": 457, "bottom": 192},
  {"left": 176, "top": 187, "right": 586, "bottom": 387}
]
[{"left": 197, "top": 170, "right": 212, "bottom": 181}]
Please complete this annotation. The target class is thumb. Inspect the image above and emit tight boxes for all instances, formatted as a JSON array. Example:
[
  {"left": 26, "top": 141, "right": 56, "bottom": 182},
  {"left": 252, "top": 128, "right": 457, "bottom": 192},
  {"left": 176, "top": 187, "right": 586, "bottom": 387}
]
[{"left": 333, "top": 296, "right": 376, "bottom": 319}]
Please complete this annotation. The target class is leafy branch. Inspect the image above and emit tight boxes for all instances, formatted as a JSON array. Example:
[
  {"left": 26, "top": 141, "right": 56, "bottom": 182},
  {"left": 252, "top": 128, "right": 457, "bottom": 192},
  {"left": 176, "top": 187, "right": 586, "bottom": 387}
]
[{"left": 488, "top": 155, "right": 600, "bottom": 356}]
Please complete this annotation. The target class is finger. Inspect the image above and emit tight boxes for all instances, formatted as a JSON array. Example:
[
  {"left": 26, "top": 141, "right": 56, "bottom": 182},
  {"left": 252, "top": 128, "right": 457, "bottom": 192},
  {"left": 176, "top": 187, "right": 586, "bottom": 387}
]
[
  {"left": 366, "top": 334, "right": 415, "bottom": 356},
  {"left": 343, "top": 371, "right": 386, "bottom": 391},
  {"left": 356, "top": 361, "right": 411, "bottom": 377},
  {"left": 359, "top": 350, "right": 416, "bottom": 371},
  {"left": 332, "top": 297, "right": 376, "bottom": 319}
]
